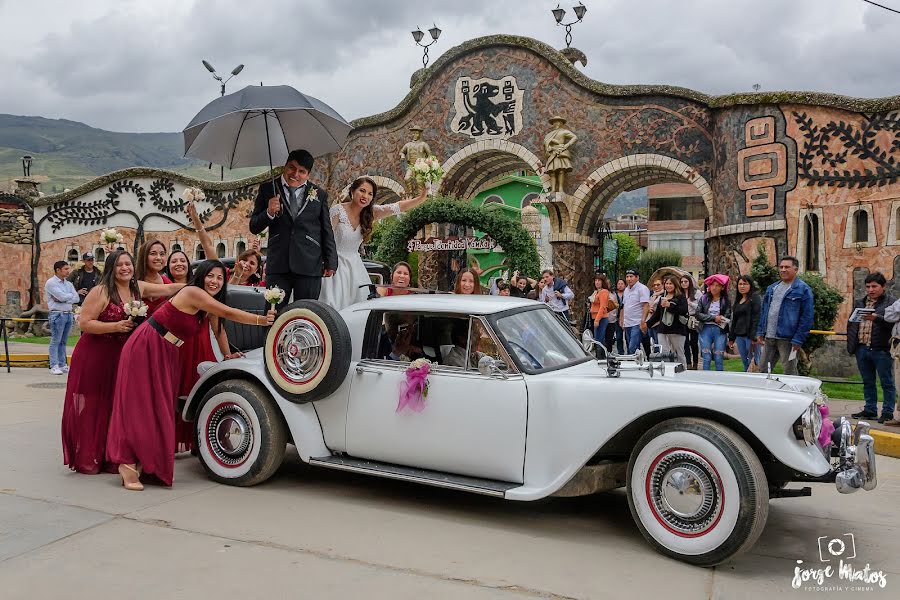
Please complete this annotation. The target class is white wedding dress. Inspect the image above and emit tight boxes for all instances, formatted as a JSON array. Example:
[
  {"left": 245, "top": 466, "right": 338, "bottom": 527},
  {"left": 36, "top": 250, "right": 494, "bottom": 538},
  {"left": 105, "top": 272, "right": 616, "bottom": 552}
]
[{"left": 319, "top": 202, "right": 400, "bottom": 311}]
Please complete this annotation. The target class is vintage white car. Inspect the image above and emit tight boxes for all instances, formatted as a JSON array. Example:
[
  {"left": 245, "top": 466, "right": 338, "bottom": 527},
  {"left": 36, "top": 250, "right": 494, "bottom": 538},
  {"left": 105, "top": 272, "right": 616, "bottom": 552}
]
[{"left": 183, "top": 294, "right": 877, "bottom": 566}]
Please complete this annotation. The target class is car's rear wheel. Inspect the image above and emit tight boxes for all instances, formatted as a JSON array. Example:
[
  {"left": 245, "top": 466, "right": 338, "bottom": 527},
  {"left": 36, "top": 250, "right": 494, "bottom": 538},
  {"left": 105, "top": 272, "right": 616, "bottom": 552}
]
[
  {"left": 264, "top": 300, "right": 351, "bottom": 403},
  {"left": 195, "top": 380, "right": 286, "bottom": 486},
  {"left": 626, "top": 417, "right": 769, "bottom": 566}
]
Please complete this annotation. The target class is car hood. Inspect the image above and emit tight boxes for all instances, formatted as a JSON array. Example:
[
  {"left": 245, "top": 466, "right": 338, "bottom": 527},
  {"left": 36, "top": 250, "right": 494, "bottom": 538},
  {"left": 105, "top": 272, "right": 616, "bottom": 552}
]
[{"left": 561, "top": 359, "right": 823, "bottom": 395}]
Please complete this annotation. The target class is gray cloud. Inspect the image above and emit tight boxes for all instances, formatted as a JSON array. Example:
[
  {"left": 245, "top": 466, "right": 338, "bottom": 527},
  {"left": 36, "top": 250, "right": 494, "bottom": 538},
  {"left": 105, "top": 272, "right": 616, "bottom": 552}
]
[{"left": 1, "top": 0, "right": 898, "bottom": 133}]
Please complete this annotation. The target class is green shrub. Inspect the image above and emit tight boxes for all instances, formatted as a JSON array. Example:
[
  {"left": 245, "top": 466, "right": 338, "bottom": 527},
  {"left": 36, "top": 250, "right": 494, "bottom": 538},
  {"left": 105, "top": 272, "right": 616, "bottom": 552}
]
[
  {"left": 798, "top": 271, "right": 843, "bottom": 375},
  {"left": 750, "top": 240, "right": 779, "bottom": 291},
  {"left": 602, "top": 233, "right": 641, "bottom": 278}
]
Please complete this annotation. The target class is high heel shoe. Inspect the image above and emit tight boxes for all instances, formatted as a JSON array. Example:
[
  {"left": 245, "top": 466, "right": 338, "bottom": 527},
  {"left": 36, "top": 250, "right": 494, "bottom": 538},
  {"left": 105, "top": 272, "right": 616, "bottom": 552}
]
[{"left": 119, "top": 464, "right": 143, "bottom": 491}]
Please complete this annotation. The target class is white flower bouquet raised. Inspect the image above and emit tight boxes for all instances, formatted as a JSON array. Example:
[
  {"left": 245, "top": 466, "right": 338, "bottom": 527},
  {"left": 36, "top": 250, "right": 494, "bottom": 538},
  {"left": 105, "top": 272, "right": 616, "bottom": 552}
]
[
  {"left": 180, "top": 187, "right": 206, "bottom": 203},
  {"left": 100, "top": 228, "right": 124, "bottom": 245},
  {"left": 412, "top": 155, "right": 444, "bottom": 195},
  {"left": 263, "top": 286, "right": 285, "bottom": 310}
]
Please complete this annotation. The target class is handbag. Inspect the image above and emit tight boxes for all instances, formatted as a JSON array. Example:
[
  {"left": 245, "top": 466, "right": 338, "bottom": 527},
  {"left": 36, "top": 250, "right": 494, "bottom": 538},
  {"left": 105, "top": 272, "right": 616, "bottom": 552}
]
[
  {"left": 661, "top": 308, "right": 674, "bottom": 327},
  {"left": 687, "top": 315, "right": 702, "bottom": 331},
  {"left": 607, "top": 296, "right": 617, "bottom": 312}
]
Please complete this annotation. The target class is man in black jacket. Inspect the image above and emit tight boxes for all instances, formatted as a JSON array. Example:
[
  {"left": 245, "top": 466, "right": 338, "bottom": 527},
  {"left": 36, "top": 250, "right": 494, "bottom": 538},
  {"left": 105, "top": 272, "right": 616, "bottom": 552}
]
[
  {"left": 847, "top": 272, "right": 897, "bottom": 423},
  {"left": 67, "top": 252, "right": 100, "bottom": 305},
  {"left": 249, "top": 149, "right": 337, "bottom": 307}
]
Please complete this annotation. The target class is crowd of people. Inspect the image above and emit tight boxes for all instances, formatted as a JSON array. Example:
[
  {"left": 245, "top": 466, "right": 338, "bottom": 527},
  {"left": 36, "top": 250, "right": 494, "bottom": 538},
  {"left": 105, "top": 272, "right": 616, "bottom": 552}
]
[{"left": 47, "top": 147, "right": 900, "bottom": 493}]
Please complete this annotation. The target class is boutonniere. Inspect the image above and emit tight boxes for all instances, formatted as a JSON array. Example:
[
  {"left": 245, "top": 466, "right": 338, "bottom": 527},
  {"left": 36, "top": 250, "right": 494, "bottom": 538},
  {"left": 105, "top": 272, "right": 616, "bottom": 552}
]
[{"left": 307, "top": 188, "right": 319, "bottom": 202}]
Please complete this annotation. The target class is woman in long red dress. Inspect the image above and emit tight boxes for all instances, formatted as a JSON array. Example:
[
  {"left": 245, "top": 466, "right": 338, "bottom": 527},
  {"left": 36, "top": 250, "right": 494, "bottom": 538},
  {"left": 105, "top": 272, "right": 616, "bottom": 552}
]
[
  {"left": 136, "top": 238, "right": 171, "bottom": 316},
  {"left": 106, "top": 260, "right": 275, "bottom": 490},
  {"left": 61, "top": 249, "right": 182, "bottom": 474}
]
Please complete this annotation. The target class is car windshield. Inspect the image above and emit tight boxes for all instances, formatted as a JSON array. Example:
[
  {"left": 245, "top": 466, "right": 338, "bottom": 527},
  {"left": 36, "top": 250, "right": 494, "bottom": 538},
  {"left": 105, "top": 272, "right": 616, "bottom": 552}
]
[{"left": 493, "top": 307, "right": 590, "bottom": 373}]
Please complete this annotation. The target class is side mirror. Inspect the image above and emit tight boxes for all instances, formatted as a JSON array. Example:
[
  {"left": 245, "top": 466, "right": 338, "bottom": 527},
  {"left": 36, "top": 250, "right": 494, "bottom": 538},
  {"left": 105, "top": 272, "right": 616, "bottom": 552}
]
[
  {"left": 581, "top": 329, "right": 594, "bottom": 352},
  {"left": 478, "top": 355, "right": 508, "bottom": 379}
]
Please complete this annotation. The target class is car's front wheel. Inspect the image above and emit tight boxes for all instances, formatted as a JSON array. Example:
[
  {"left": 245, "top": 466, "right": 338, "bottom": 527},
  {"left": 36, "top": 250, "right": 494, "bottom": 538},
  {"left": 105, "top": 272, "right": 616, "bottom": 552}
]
[
  {"left": 626, "top": 417, "right": 769, "bottom": 566},
  {"left": 195, "top": 380, "right": 287, "bottom": 486}
]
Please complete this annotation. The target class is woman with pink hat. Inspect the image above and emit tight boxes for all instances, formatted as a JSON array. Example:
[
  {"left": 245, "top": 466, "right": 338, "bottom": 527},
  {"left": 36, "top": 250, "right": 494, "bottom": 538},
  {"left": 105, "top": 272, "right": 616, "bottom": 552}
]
[{"left": 696, "top": 274, "right": 732, "bottom": 371}]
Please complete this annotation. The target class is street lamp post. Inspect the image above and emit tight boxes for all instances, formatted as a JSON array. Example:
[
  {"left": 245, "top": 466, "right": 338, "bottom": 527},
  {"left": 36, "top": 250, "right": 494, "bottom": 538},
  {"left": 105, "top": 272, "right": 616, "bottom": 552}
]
[
  {"left": 21, "top": 155, "right": 33, "bottom": 178},
  {"left": 202, "top": 60, "right": 244, "bottom": 180},
  {"left": 411, "top": 24, "right": 442, "bottom": 69},
  {"left": 552, "top": 2, "right": 588, "bottom": 48}
]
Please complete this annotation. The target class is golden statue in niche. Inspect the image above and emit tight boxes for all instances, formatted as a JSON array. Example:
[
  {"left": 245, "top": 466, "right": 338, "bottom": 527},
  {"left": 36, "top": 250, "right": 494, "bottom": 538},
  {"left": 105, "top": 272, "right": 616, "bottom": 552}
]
[{"left": 543, "top": 116, "right": 578, "bottom": 193}]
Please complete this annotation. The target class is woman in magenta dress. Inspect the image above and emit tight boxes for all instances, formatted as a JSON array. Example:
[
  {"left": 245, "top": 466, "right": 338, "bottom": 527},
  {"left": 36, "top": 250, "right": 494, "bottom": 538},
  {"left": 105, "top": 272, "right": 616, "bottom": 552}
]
[
  {"left": 106, "top": 260, "right": 275, "bottom": 490},
  {"left": 61, "top": 249, "right": 182, "bottom": 474}
]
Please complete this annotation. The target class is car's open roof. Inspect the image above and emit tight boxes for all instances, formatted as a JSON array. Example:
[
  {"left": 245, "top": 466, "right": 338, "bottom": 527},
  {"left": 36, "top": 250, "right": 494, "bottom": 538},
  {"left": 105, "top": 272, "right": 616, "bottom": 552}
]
[{"left": 345, "top": 294, "right": 538, "bottom": 315}]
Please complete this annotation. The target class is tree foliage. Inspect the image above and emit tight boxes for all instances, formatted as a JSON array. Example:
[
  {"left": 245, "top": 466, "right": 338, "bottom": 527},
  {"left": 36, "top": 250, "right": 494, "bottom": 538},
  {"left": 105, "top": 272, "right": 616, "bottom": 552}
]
[
  {"left": 602, "top": 233, "right": 641, "bottom": 278},
  {"left": 373, "top": 197, "right": 541, "bottom": 277},
  {"left": 634, "top": 250, "right": 683, "bottom": 283},
  {"left": 750, "top": 240, "right": 779, "bottom": 291},
  {"left": 798, "top": 271, "right": 844, "bottom": 375}
]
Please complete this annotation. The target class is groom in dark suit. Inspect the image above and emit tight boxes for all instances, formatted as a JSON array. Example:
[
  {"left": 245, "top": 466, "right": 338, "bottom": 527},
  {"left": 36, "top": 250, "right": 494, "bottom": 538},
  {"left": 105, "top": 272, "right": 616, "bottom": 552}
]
[{"left": 250, "top": 149, "right": 337, "bottom": 306}]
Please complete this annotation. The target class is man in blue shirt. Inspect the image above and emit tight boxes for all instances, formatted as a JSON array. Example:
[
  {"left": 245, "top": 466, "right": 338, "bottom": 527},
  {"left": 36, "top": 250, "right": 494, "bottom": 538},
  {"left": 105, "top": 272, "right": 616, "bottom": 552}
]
[
  {"left": 44, "top": 260, "right": 80, "bottom": 375},
  {"left": 756, "top": 256, "right": 814, "bottom": 375}
]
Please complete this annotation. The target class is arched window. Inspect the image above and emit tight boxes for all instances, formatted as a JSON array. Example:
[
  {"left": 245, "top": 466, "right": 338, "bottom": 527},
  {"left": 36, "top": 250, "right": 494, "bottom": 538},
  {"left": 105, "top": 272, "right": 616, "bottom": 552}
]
[
  {"left": 853, "top": 209, "right": 869, "bottom": 243},
  {"left": 67, "top": 248, "right": 79, "bottom": 263},
  {"left": 896, "top": 205, "right": 900, "bottom": 242},
  {"left": 195, "top": 243, "right": 206, "bottom": 261},
  {"left": 482, "top": 195, "right": 503, "bottom": 206},
  {"left": 171, "top": 243, "right": 182, "bottom": 252},
  {"left": 521, "top": 193, "right": 540, "bottom": 209},
  {"left": 216, "top": 242, "right": 226, "bottom": 258},
  {"left": 94, "top": 247, "right": 105, "bottom": 265},
  {"left": 803, "top": 213, "right": 820, "bottom": 271},
  {"left": 236, "top": 240, "right": 247, "bottom": 256}
]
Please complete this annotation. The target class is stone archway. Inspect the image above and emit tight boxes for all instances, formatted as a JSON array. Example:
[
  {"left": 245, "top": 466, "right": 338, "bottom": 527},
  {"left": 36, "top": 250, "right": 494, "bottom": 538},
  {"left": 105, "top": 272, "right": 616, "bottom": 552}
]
[
  {"left": 338, "top": 175, "right": 406, "bottom": 204},
  {"left": 438, "top": 140, "right": 550, "bottom": 199},
  {"left": 568, "top": 154, "right": 713, "bottom": 238}
]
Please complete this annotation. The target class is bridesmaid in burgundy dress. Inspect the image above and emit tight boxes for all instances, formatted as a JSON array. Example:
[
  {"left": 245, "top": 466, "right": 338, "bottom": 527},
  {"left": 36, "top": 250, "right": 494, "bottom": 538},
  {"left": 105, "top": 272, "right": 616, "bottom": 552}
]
[
  {"left": 61, "top": 249, "right": 182, "bottom": 474},
  {"left": 136, "top": 238, "right": 172, "bottom": 316},
  {"left": 106, "top": 260, "right": 275, "bottom": 490}
]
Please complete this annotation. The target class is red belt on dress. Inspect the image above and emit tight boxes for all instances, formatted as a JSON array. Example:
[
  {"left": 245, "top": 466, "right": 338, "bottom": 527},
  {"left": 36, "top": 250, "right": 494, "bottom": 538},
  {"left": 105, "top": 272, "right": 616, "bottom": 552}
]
[{"left": 147, "top": 316, "right": 185, "bottom": 347}]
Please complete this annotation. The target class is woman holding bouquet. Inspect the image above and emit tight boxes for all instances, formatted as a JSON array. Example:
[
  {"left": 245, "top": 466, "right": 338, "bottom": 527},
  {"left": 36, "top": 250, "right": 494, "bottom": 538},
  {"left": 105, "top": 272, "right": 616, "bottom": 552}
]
[
  {"left": 137, "top": 239, "right": 172, "bottom": 316},
  {"left": 319, "top": 177, "right": 427, "bottom": 311},
  {"left": 61, "top": 249, "right": 183, "bottom": 475},
  {"left": 106, "top": 260, "right": 275, "bottom": 490}
]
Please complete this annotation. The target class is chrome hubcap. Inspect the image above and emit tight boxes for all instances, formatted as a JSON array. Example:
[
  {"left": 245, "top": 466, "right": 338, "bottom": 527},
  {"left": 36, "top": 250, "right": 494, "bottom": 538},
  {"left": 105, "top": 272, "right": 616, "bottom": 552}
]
[
  {"left": 275, "top": 320, "right": 324, "bottom": 383},
  {"left": 206, "top": 404, "right": 252, "bottom": 466},
  {"left": 649, "top": 450, "right": 720, "bottom": 534}
]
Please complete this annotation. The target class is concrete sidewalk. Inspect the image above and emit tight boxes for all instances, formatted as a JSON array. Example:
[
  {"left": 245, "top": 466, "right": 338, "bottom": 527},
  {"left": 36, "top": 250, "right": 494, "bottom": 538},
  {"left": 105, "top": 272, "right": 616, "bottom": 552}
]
[{"left": 828, "top": 399, "right": 900, "bottom": 459}]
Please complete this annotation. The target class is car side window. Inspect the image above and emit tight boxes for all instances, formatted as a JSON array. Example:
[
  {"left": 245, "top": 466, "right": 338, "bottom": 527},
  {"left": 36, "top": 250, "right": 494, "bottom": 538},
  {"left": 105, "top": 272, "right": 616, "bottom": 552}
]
[{"left": 466, "top": 318, "right": 503, "bottom": 371}]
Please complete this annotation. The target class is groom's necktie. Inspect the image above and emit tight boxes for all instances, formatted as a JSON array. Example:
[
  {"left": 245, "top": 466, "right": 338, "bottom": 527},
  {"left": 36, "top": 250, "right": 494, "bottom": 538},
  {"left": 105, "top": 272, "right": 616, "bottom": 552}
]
[{"left": 287, "top": 186, "right": 299, "bottom": 217}]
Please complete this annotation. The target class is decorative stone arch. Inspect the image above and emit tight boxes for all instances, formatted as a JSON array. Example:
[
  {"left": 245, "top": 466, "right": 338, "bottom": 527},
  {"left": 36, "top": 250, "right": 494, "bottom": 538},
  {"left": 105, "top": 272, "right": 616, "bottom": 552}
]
[
  {"left": 438, "top": 140, "right": 550, "bottom": 199},
  {"left": 338, "top": 175, "right": 406, "bottom": 205},
  {"left": 569, "top": 154, "right": 714, "bottom": 238}
]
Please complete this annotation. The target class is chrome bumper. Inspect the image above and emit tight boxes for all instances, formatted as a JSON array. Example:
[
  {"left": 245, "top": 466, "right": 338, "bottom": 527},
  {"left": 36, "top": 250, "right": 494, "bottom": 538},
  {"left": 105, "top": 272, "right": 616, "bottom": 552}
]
[{"left": 832, "top": 417, "right": 877, "bottom": 494}]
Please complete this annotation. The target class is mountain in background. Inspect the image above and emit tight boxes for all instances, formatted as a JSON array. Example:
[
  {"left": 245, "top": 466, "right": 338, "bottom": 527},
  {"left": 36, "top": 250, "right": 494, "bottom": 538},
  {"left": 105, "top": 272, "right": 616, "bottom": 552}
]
[
  {"left": 605, "top": 188, "right": 648, "bottom": 217},
  {"left": 0, "top": 114, "right": 262, "bottom": 193}
]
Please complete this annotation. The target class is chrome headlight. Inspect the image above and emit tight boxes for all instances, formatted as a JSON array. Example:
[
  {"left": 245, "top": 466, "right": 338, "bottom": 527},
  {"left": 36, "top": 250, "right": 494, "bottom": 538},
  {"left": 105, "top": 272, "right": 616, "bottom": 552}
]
[{"left": 797, "top": 401, "right": 823, "bottom": 446}]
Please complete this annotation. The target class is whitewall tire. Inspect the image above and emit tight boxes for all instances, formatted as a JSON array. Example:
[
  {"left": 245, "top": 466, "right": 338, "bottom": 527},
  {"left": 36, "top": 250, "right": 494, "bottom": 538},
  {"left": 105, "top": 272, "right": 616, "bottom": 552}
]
[
  {"left": 196, "top": 380, "right": 287, "bottom": 486},
  {"left": 626, "top": 417, "right": 769, "bottom": 566},
  {"left": 263, "top": 300, "right": 351, "bottom": 403}
]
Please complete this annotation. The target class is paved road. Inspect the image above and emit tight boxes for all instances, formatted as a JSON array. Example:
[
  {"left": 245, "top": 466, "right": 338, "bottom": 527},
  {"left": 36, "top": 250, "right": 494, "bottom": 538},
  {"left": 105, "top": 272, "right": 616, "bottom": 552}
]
[{"left": 0, "top": 368, "right": 897, "bottom": 599}]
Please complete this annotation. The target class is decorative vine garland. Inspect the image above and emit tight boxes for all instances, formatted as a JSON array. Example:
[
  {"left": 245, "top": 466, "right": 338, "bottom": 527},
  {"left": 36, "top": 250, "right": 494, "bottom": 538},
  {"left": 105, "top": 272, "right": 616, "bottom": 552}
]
[{"left": 374, "top": 197, "right": 541, "bottom": 277}]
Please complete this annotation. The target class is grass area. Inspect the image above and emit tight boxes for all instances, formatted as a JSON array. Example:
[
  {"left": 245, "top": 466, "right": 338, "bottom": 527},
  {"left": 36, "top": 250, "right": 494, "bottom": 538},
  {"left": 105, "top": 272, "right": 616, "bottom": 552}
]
[
  {"left": 7, "top": 335, "right": 80, "bottom": 347},
  {"left": 721, "top": 358, "right": 874, "bottom": 402}
]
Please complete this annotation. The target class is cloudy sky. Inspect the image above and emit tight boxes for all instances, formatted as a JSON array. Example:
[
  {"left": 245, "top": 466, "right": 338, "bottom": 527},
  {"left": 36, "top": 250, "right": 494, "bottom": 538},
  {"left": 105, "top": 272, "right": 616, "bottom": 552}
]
[{"left": 1, "top": 0, "right": 897, "bottom": 133}]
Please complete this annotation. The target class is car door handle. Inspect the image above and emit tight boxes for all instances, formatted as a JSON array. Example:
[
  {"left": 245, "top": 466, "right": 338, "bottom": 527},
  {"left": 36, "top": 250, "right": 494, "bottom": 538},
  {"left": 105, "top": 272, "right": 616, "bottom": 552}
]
[{"left": 355, "top": 366, "right": 382, "bottom": 375}]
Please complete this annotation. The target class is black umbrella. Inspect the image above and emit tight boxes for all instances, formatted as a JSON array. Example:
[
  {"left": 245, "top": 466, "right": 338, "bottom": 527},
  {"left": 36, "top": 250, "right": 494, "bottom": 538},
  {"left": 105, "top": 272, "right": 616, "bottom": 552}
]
[{"left": 182, "top": 84, "right": 352, "bottom": 180}]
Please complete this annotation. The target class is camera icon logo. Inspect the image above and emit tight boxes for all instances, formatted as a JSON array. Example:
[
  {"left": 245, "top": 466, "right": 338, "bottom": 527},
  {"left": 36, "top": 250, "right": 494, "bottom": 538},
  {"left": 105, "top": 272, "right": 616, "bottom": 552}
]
[{"left": 817, "top": 533, "right": 856, "bottom": 562}]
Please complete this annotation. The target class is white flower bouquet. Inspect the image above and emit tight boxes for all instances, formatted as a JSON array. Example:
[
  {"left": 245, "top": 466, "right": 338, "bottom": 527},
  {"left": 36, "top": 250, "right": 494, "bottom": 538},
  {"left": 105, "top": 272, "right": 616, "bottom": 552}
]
[
  {"left": 100, "top": 228, "right": 124, "bottom": 245},
  {"left": 122, "top": 300, "right": 148, "bottom": 325},
  {"left": 263, "top": 286, "right": 285, "bottom": 310},
  {"left": 180, "top": 187, "right": 206, "bottom": 202},
  {"left": 412, "top": 155, "right": 444, "bottom": 195}
]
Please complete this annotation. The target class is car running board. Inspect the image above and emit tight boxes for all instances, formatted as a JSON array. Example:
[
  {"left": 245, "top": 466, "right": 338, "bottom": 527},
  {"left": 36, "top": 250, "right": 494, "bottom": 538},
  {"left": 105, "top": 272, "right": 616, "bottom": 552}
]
[{"left": 308, "top": 455, "right": 520, "bottom": 498}]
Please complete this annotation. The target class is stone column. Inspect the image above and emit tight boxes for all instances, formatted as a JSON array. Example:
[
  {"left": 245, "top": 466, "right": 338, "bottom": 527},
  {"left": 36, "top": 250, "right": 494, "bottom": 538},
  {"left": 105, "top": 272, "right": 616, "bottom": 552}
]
[
  {"left": 550, "top": 238, "right": 597, "bottom": 326},
  {"left": 417, "top": 223, "right": 442, "bottom": 290}
]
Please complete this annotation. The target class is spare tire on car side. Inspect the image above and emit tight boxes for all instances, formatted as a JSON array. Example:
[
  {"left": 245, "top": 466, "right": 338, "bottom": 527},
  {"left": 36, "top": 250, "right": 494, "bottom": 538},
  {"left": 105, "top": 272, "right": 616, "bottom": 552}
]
[{"left": 263, "top": 300, "right": 352, "bottom": 403}]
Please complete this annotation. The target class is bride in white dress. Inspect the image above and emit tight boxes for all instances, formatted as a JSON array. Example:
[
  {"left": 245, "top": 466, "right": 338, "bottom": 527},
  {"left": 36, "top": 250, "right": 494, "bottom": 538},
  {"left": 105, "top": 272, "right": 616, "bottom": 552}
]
[{"left": 319, "top": 176, "right": 427, "bottom": 310}]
